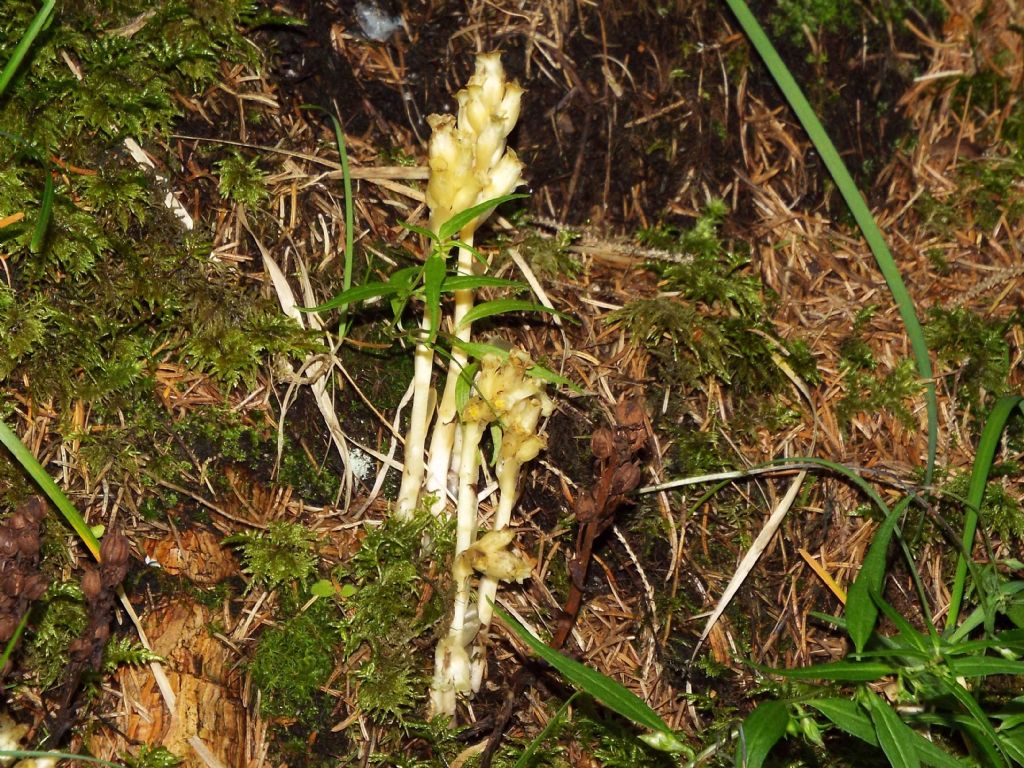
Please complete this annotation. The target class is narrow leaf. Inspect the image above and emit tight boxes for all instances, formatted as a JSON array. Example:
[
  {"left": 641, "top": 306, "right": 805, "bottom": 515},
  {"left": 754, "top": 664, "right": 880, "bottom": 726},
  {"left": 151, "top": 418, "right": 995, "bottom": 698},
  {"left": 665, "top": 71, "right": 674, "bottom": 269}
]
[
  {"left": 807, "top": 698, "right": 878, "bottom": 746},
  {"left": 527, "top": 364, "right": 585, "bottom": 394},
  {"left": 388, "top": 264, "right": 421, "bottom": 285},
  {"left": 451, "top": 239, "right": 488, "bottom": 266},
  {"left": 494, "top": 604, "right": 676, "bottom": 738},
  {"left": 438, "top": 193, "right": 528, "bottom": 241},
  {"left": 0, "top": 419, "right": 101, "bottom": 560},
  {"left": 943, "top": 678, "right": 1010, "bottom": 765},
  {"left": 458, "top": 299, "right": 566, "bottom": 330},
  {"left": 441, "top": 275, "right": 527, "bottom": 292},
  {"left": 423, "top": 252, "right": 446, "bottom": 340},
  {"left": 400, "top": 220, "right": 438, "bottom": 242},
  {"left": 448, "top": 338, "right": 511, "bottom": 361},
  {"left": 871, "top": 591, "right": 931, "bottom": 653},
  {"left": 455, "top": 361, "right": 479, "bottom": 415},
  {"left": 736, "top": 700, "right": 789, "bottom": 768},
  {"left": 770, "top": 659, "right": 899, "bottom": 682},
  {"left": 301, "top": 281, "right": 399, "bottom": 312},
  {"left": 996, "top": 727, "right": 1024, "bottom": 765},
  {"left": 865, "top": 691, "right": 921, "bottom": 768},
  {"left": 847, "top": 496, "right": 912, "bottom": 652},
  {"left": 948, "top": 656, "right": 1024, "bottom": 678}
]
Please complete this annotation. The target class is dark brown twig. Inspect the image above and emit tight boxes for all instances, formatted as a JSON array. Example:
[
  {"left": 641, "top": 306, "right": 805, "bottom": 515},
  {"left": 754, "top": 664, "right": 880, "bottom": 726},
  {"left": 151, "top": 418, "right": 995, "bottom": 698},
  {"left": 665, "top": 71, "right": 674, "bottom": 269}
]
[{"left": 479, "top": 396, "right": 648, "bottom": 767}]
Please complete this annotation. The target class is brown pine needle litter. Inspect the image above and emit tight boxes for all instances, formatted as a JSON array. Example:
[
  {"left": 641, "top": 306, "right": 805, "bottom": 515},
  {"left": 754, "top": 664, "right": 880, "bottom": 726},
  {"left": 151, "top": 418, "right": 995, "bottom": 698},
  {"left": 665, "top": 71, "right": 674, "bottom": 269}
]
[{"left": 1, "top": 0, "right": 1022, "bottom": 766}]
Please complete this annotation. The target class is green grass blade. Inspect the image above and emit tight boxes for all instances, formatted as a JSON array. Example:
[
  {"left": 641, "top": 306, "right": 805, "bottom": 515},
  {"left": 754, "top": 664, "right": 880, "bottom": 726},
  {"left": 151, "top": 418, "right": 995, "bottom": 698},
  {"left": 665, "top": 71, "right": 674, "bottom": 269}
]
[
  {"left": 947, "top": 395, "right": 1024, "bottom": 631},
  {"left": 723, "top": 0, "right": 938, "bottom": 487},
  {"left": 514, "top": 692, "right": 579, "bottom": 768},
  {"left": 0, "top": 418, "right": 101, "bottom": 560},
  {"left": 299, "top": 107, "right": 356, "bottom": 336},
  {"left": 770, "top": 457, "right": 891, "bottom": 516},
  {"left": 327, "top": 112, "right": 355, "bottom": 337},
  {"left": 494, "top": 604, "right": 685, "bottom": 749},
  {"left": 736, "top": 700, "right": 790, "bottom": 768},
  {"left": 0, "top": 0, "right": 56, "bottom": 98},
  {"left": 29, "top": 162, "right": 53, "bottom": 253},
  {"left": 0, "top": 611, "right": 29, "bottom": 675}
]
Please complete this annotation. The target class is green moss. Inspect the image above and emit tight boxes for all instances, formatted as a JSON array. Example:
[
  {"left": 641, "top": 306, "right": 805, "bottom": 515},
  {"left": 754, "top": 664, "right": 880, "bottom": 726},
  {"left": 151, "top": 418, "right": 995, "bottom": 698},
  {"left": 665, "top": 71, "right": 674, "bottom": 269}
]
[
  {"left": 769, "top": 0, "right": 945, "bottom": 48},
  {"left": 121, "top": 745, "right": 182, "bottom": 768},
  {"left": 836, "top": 307, "right": 923, "bottom": 431},
  {"left": 249, "top": 597, "right": 340, "bottom": 722},
  {"left": 939, "top": 468, "right": 1024, "bottom": 543},
  {"left": 836, "top": 359, "right": 923, "bottom": 431},
  {"left": 102, "top": 636, "right": 163, "bottom": 674},
  {"left": 226, "top": 521, "right": 320, "bottom": 591},
  {"left": 770, "top": 0, "right": 858, "bottom": 47},
  {"left": 924, "top": 306, "right": 1016, "bottom": 417},
  {"left": 278, "top": 444, "right": 342, "bottom": 502},
  {"left": 355, "top": 656, "right": 421, "bottom": 724},
  {"left": 331, "top": 509, "right": 453, "bottom": 730},
  {"left": 216, "top": 150, "right": 270, "bottom": 207},
  {"left": 609, "top": 203, "right": 816, "bottom": 480},
  {"left": 25, "top": 582, "right": 88, "bottom": 689},
  {"left": 1, "top": 0, "right": 312, "bottom": 499},
  {"left": 501, "top": 225, "right": 584, "bottom": 282}
]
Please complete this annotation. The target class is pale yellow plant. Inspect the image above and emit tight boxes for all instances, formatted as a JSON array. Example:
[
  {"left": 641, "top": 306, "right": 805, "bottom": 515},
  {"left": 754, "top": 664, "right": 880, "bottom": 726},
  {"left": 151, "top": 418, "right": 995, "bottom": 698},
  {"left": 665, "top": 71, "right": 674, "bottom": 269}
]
[
  {"left": 431, "top": 350, "right": 550, "bottom": 717},
  {"left": 396, "top": 52, "right": 523, "bottom": 518}
]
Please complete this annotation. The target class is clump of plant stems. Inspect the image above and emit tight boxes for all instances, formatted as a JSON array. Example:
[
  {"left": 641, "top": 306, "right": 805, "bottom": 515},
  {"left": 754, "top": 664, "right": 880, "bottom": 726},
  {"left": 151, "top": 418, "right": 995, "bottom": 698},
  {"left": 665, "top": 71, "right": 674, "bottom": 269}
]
[
  {"left": 395, "top": 51, "right": 525, "bottom": 519},
  {"left": 392, "top": 53, "right": 553, "bottom": 718}
]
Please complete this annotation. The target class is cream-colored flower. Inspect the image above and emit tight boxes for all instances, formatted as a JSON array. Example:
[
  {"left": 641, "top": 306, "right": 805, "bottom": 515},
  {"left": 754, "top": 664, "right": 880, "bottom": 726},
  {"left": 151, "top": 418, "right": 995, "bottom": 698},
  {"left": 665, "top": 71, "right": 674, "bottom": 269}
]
[
  {"left": 459, "top": 528, "right": 534, "bottom": 583},
  {"left": 425, "top": 52, "right": 524, "bottom": 239}
]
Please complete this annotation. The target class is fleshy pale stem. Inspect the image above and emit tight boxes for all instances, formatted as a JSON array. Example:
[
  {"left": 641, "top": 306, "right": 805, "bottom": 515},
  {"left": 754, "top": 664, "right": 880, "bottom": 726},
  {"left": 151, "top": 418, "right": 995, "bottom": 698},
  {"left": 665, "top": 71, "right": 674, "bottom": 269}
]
[
  {"left": 430, "top": 416, "right": 487, "bottom": 715},
  {"left": 431, "top": 352, "right": 550, "bottom": 716},
  {"left": 424, "top": 239, "right": 476, "bottom": 513},
  {"left": 395, "top": 317, "right": 436, "bottom": 519}
]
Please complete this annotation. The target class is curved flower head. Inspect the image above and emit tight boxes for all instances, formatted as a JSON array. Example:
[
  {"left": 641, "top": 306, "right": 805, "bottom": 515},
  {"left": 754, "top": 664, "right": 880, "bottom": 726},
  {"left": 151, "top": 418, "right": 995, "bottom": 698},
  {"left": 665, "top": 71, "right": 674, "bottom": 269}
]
[{"left": 425, "top": 52, "right": 524, "bottom": 239}]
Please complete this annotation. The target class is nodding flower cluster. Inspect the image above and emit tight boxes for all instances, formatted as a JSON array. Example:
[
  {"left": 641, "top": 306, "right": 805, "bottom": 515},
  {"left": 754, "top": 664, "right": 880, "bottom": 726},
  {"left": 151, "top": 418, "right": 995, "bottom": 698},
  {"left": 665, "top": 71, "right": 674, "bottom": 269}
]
[
  {"left": 431, "top": 351, "right": 552, "bottom": 717},
  {"left": 424, "top": 53, "right": 523, "bottom": 238}
]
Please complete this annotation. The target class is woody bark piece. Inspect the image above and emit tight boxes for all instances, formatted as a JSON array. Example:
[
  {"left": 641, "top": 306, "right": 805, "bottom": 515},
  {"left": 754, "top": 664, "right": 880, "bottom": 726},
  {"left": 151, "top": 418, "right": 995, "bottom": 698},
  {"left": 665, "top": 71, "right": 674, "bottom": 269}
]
[{"left": 88, "top": 534, "right": 246, "bottom": 768}]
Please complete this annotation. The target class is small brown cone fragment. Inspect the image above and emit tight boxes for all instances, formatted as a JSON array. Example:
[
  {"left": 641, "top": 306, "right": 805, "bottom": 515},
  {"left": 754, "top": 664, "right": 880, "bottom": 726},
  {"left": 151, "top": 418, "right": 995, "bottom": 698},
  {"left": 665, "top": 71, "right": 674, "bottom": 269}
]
[
  {"left": 82, "top": 568, "right": 102, "bottom": 603},
  {"left": 100, "top": 533, "right": 131, "bottom": 587}
]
